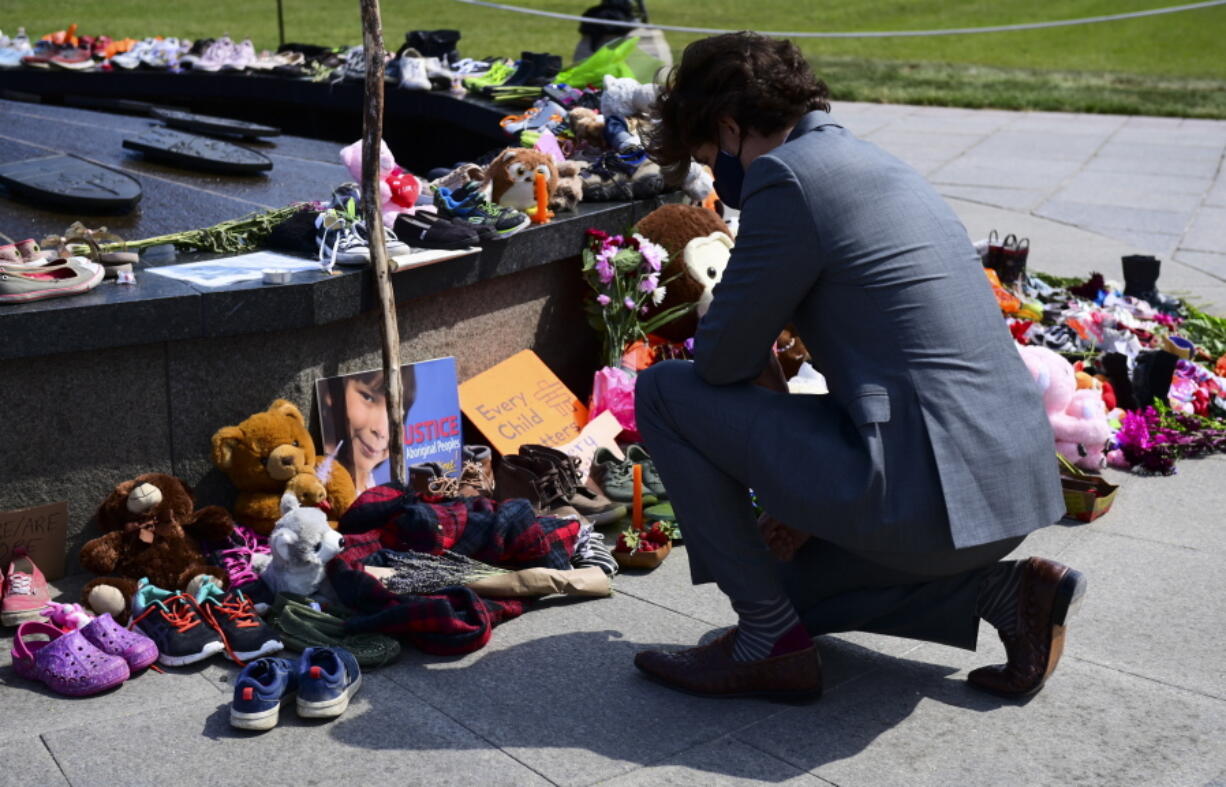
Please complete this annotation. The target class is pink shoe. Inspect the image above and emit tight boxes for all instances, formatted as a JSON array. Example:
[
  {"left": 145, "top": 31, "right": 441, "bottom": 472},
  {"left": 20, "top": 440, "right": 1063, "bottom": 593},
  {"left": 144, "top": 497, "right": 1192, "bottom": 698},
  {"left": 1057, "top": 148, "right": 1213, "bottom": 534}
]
[
  {"left": 80, "top": 613, "right": 159, "bottom": 672},
  {"left": 2, "top": 548, "right": 52, "bottom": 626},
  {"left": 11, "top": 621, "right": 130, "bottom": 696}
]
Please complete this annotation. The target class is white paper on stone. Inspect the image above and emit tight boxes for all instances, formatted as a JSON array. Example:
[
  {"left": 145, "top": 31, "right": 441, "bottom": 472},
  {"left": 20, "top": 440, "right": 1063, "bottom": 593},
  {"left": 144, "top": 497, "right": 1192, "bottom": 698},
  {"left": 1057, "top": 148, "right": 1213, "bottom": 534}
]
[{"left": 145, "top": 251, "right": 324, "bottom": 287}]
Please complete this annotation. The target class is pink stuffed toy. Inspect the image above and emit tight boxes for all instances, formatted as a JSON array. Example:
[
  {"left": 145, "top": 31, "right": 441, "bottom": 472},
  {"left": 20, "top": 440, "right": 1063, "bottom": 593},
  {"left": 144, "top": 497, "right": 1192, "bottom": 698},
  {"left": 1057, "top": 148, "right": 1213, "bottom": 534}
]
[
  {"left": 1017, "top": 345, "right": 1112, "bottom": 470},
  {"left": 41, "top": 601, "right": 94, "bottom": 632},
  {"left": 338, "top": 140, "right": 423, "bottom": 227}
]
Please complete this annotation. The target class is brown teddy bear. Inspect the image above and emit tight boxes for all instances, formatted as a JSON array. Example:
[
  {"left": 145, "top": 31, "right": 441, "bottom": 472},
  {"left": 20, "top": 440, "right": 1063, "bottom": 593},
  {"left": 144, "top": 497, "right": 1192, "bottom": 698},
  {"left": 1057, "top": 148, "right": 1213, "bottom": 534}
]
[
  {"left": 80, "top": 473, "right": 233, "bottom": 622},
  {"left": 211, "top": 399, "right": 356, "bottom": 535},
  {"left": 634, "top": 204, "right": 735, "bottom": 342},
  {"left": 634, "top": 204, "right": 812, "bottom": 375}
]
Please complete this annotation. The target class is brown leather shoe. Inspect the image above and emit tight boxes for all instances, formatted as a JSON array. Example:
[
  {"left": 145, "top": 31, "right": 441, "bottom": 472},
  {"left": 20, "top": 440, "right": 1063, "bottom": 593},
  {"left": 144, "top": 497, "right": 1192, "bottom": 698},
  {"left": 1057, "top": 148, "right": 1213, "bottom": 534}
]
[
  {"left": 634, "top": 628, "right": 822, "bottom": 701},
  {"left": 968, "top": 557, "right": 1087, "bottom": 698}
]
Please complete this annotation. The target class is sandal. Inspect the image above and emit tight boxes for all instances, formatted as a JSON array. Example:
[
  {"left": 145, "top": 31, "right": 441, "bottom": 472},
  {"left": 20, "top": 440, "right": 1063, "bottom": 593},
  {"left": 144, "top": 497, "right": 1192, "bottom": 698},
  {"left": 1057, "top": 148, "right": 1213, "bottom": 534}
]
[
  {"left": 45, "top": 222, "right": 138, "bottom": 279},
  {"left": 10, "top": 620, "right": 130, "bottom": 696}
]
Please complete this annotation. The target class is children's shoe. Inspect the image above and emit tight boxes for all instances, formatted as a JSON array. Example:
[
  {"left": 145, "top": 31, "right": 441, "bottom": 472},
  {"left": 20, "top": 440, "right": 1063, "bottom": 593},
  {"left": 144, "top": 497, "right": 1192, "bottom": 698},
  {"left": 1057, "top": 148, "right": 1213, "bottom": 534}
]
[
  {"left": 398, "top": 49, "right": 430, "bottom": 90},
  {"left": 625, "top": 444, "right": 667, "bottom": 499},
  {"left": 194, "top": 577, "right": 283, "bottom": 662},
  {"left": 463, "top": 57, "right": 514, "bottom": 91},
  {"left": 11, "top": 621, "right": 129, "bottom": 696},
  {"left": 592, "top": 447, "right": 658, "bottom": 506},
  {"left": 2, "top": 548, "right": 52, "bottom": 626},
  {"left": 434, "top": 183, "right": 530, "bottom": 239},
  {"left": 393, "top": 211, "right": 479, "bottom": 251},
  {"left": 79, "top": 612, "right": 159, "bottom": 672},
  {"left": 296, "top": 647, "right": 362, "bottom": 719},
  {"left": 130, "top": 579, "right": 225, "bottom": 666},
  {"left": 231, "top": 656, "right": 297, "bottom": 731}
]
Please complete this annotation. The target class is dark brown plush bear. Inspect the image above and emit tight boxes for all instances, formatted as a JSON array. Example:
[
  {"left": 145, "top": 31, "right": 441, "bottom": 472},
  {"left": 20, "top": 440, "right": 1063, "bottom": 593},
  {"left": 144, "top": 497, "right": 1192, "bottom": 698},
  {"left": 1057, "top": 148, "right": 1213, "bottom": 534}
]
[
  {"left": 635, "top": 204, "right": 812, "bottom": 377},
  {"left": 634, "top": 204, "right": 735, "bottom": 342},
  {"left": 80, "top": 473, "right": 233, "bottom": 623}
]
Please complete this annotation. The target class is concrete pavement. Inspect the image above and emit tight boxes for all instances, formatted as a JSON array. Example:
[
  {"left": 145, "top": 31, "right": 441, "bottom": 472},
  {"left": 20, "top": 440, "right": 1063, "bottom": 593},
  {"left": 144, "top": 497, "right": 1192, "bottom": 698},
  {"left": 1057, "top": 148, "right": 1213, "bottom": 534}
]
[{"left": 2, "top": 102, "right": 1225, "bottom": 786}]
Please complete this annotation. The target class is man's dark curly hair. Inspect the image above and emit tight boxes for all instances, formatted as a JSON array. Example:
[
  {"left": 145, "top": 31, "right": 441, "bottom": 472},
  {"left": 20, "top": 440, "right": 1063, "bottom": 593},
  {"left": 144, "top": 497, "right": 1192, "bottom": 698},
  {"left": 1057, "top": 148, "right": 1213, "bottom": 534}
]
[{"left": 648, "top": 32, "right": 830, "bottom": 177}]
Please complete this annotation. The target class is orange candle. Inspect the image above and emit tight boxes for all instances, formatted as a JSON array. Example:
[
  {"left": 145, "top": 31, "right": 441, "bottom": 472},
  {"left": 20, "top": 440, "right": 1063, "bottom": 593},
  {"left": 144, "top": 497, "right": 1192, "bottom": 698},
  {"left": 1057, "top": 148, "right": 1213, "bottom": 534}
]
[
  {"left": 530, "top": 171, "right": 554, "bottom": 224},
  {"left": 632, "top": 463, "right": 643, "bottom": 529}
]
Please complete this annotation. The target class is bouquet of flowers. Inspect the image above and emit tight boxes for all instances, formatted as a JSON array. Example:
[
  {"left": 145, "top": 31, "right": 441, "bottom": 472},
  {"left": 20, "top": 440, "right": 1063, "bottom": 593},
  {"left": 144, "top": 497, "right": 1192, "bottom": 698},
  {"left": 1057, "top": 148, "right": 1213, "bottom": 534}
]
[{"left": 581, "top": 229, "right": 695, "bottom": 369}]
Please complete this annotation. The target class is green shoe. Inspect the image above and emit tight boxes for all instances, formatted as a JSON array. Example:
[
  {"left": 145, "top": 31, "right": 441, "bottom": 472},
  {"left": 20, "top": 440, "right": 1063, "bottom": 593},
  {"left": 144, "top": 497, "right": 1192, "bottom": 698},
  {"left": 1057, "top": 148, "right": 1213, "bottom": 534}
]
[
  {"left": 592, "top": 447, "right": 658, "bottom": 506},
  {"left": 625, "top": 444, "right": 667, "bottom": 500},
  {"left": 464, "top": 58, "right": 514, "bottom": 91},
  {"left": 644, "top": 501, "right": 675, "bottom": 523}
]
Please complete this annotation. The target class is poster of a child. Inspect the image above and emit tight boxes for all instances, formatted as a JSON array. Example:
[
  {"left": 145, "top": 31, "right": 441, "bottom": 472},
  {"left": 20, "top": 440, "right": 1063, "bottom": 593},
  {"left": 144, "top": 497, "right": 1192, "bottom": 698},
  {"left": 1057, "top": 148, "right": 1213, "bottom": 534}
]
[
  {"left": 316, "top": 358, "right": 461, "bottom": 495},
  {"left": 317, "top": 367, "right": 417, "bottom": 495}
]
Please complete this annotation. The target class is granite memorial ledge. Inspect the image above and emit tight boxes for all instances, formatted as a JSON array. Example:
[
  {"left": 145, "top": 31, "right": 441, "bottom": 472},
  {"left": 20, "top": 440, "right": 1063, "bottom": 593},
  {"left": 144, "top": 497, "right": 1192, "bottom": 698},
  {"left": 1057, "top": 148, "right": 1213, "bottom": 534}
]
[{"left": 0, "top": 196, "right": 674, "bottom": 362}]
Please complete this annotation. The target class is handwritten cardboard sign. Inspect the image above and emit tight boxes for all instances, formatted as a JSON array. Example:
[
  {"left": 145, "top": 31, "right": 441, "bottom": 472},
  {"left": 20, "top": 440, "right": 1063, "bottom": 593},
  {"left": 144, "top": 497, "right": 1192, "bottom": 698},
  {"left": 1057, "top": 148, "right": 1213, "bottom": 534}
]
[
  {"left": 460, "top": 350, "right": 588, "bottom": 456},
  {"left": 556, "top": 410, "right": 624, "bottom": 483},
  {"left": 0, "top": 501, "right": 68, "bottom": 581}
]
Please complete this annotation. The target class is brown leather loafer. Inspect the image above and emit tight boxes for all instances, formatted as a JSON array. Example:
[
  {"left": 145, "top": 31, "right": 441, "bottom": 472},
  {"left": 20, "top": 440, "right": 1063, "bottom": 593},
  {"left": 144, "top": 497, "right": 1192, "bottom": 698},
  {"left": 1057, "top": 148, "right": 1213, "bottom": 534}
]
[
  {"left": 968, "top": 557, "right": 1087, "bottom": 698},
  {"left": 634, "top": 628, "right": 822, "bottom": 702}
]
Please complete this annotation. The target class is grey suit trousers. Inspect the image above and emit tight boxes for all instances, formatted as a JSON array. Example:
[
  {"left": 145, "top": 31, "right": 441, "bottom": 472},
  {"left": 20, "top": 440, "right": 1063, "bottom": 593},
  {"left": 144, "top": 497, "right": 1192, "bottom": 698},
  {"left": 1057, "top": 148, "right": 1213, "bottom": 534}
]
[{"left": 636, "top": 360, "right": 1021, "bottom": 651}]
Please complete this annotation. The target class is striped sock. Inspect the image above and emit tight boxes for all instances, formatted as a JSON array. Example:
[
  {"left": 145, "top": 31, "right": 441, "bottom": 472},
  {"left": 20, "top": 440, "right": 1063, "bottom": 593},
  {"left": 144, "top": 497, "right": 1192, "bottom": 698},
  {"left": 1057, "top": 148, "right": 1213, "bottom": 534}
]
[
  {"left": 730, "top": 596, "right": 804, "bottom": 662},
  {"left": 977, "top": 561, "right": 1023, "bottom": 637}
]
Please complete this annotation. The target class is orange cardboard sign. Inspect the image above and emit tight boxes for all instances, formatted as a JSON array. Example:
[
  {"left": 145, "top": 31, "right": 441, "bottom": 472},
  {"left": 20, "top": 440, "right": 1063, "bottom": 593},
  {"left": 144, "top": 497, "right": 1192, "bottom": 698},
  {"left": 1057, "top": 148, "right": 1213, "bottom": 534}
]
[{"left": 460, "top": 350, "right": 588, "bottom": 456}]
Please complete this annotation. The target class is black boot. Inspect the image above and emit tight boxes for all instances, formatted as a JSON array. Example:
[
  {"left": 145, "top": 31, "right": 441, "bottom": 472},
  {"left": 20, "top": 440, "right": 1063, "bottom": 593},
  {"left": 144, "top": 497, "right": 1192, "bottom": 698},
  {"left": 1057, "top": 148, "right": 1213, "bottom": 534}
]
[
  {"left": 1100, "top": 352, "right": 1139, "bottom": 411},
  {"left": 1122, "top": 255, "right": 1182, "bottom": 314},
  {"left": 405, "top": 29, "right": 460, "bottom": 64},
  {"left": 1130, "top": 350, "right": 1180, "bottom": 410}
]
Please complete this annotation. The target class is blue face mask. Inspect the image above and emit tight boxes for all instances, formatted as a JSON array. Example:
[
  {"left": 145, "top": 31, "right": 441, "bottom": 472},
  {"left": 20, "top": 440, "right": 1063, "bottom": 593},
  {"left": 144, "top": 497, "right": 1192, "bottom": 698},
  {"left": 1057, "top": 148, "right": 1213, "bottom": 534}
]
[{"left": 712, "top": 139, "right": 746, "bottom": 209}]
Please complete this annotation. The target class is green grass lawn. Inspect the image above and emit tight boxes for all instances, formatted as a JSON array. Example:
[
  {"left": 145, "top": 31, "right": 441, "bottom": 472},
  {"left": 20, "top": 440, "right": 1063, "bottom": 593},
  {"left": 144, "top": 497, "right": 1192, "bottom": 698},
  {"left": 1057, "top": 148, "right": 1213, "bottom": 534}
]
[{"left": 6, "top": 0, "right": 1226, "bottom": 116}]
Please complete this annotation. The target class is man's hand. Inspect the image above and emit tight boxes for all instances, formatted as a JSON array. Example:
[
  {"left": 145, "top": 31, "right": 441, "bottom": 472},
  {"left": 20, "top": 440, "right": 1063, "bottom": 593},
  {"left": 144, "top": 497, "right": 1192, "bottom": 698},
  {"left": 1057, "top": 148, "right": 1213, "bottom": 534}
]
[{"left": 758, "top": 513, "right": 811, "bottom": 562}]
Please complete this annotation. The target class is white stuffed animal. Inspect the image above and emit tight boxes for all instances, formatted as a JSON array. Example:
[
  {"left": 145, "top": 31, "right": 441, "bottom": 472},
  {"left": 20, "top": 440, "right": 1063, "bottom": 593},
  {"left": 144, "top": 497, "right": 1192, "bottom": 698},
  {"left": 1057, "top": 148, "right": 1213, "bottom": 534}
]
[
  {"left": 253, "top": 491, "right": 346, "bottom": 597},
  {"left": 601, "top": 75, "right": 659, "bottom": 118}
]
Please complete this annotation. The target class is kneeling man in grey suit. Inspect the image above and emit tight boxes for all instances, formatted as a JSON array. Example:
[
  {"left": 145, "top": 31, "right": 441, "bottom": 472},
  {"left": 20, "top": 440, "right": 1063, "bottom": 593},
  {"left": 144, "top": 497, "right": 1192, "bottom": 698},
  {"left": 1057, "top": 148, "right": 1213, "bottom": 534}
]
[{"left": 633, "top": 32, "right": 1087, "bottom": 701}]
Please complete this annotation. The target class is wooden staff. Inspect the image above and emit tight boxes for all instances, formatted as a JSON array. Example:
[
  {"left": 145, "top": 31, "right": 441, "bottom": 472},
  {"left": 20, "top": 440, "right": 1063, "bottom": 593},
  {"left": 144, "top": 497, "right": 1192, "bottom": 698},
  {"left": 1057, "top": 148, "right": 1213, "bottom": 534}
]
[{"left": 358, "top": 0, "right": 407, "bottom": 486}]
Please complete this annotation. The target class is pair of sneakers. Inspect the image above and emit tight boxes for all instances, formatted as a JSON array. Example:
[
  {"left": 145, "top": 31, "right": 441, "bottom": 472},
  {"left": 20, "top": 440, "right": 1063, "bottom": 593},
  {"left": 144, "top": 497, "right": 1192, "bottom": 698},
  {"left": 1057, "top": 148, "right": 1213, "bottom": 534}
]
[
  {"left": 11, "top": 611, "right": 158, "bottom": 696},
  {"left": 230, "top": 647, "right": 362, "bottom": 731},
  {"left": 315, "top": 184, "right": 412, "bottom": 270},
  {"left": 1, "top": 548, "right": 52, "bottom": 626},
  {"left": 397, "top": 47, "right": 452, "bottom": 91},
  {"left": 592, "top": 445, "right": 668, "bottom": 505},
  {"left": 129, "top": 576, "right": 283, "bottom": 667},
  {"left": 433, "top": 182, "right": 530, "bottom": 240}
]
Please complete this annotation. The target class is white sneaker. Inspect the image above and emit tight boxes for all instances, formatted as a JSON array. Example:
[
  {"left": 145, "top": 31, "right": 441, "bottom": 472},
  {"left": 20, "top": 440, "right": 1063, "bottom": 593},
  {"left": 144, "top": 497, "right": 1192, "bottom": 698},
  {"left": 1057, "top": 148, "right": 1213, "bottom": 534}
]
[
  {"left": 398, "top": 53, "right": 430, "bottom": 91},
  {"left": 316, "top": 213, "right": 370, "bottom": 271},
  {"left": 224, "top": 39, "right": 257, "bottom": 70},
  {"left": 110, "top": 38, "right": 155, "bottom": 70},
  {"left": 423, "top": 56, "right": 453, "bottom": 82},
  {"left": 451, "top": 58, "right": 490, "bottom": 76}
]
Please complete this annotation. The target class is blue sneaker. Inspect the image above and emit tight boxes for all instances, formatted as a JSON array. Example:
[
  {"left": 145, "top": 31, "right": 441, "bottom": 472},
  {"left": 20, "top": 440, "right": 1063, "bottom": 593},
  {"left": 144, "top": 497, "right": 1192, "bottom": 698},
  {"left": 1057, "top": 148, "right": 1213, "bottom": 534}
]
[
  {"left": 296, "top": 647, "right": 362, "bottom": 719},
  {"left": 433, "top": 183, "right": 530, "bottom": 238},
  {"left": 230, "top": 656, "right": 297, "bottom": 731}
]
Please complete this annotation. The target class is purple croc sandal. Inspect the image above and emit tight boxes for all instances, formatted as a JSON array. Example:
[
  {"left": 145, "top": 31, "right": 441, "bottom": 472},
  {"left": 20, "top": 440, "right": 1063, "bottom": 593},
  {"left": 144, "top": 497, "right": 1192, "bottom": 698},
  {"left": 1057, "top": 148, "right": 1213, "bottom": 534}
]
[
  {"left": 11, "top": 621, "right": 130, "bottom": 696},
  {"left": 80, "top": 613, "right": 159, "bottom": 672}
]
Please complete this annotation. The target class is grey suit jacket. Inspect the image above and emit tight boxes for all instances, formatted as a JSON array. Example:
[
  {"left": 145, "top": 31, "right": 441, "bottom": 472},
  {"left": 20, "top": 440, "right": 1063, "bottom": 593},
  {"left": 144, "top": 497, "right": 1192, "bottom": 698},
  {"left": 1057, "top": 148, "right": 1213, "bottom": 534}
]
[{"left": 694, "top": 110, "right": 1064, "bottom": 552}]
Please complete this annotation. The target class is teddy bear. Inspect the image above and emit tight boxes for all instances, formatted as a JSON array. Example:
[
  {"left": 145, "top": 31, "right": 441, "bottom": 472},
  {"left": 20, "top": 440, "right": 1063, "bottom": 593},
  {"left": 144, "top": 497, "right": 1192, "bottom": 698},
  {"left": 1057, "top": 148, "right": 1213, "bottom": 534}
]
[
  {"left": 80, "top": 473, "right": 233, "bottom": 622},
  {"left": 1017, "top": 345, "right": 1112, "bottom": 471},
  {"left": 633, "top": 203, "right": 735, "bottom": 341},
  {"left": 484, "top": 148, "right": 559, "bottom": 212},
  {"left": 550, "top": 160, "right": 585, "bottom": 213},
  {"left": 251, "top": 491, "right": 346, "bottom": 598},
  {"left": 568, "top": 107, "right": 606, "bottom": 148},
  {"left": 211, "top": 399, "right": 356, "bottom": 535}
]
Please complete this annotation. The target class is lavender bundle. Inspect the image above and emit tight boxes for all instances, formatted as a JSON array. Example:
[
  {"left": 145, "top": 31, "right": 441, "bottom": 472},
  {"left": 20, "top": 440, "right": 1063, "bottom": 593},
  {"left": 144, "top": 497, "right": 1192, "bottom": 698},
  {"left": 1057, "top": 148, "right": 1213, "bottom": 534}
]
[{"left": 383, "top": 550, "right": 508, "bottom": 595}]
